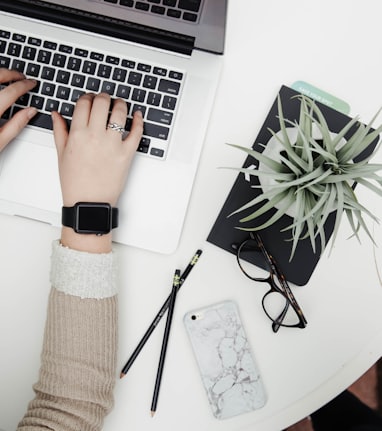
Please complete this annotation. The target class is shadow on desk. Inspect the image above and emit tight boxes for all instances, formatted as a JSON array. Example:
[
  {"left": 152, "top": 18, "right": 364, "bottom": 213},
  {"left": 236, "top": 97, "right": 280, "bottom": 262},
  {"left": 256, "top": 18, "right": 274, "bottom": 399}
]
[{"left": 285, "top": 358, "right": 382, "bottom": 431}]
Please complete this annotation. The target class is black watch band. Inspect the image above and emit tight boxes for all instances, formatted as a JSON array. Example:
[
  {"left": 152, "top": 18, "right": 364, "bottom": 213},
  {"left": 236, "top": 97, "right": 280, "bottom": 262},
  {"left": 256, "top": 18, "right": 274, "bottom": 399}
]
[{"left": 62, "top": 202, "right": 119, "bottom": 235}]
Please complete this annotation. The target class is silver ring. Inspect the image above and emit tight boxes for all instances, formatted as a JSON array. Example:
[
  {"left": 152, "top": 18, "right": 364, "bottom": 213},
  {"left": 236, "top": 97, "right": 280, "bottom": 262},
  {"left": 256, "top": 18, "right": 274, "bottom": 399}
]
[{"left": 107, "top": 122, "right": 126, "bottom": 135}]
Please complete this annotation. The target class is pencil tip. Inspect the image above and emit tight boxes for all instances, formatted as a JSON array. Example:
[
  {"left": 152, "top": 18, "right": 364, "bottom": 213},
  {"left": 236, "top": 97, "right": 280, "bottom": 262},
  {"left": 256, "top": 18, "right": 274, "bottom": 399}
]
[
  {"left": 120, "top": 372, "right": 126, "bottom": 379},
  {"left": 151, "top": 411, "right": 156, "bottom": 417}
]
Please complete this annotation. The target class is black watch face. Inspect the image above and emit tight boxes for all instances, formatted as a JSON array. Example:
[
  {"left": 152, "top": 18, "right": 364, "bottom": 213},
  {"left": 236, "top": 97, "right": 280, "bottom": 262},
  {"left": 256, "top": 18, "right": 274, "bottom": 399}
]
[{"left": 76, "top": 203, "right": 111, "bottom": 234}]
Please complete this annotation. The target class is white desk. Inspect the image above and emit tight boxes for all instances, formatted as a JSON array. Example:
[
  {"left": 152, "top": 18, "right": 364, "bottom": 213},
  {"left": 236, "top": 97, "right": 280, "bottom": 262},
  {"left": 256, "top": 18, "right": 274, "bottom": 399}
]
[{"left": 2, "top": 1, "right": 382, "bottom": 430}]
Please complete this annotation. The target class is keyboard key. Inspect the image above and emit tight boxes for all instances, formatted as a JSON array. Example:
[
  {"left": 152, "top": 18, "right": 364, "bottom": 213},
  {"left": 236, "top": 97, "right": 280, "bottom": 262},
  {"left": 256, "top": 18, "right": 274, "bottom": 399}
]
[
  {"left": 60, "top": 102, "right": 75, "bottom": 117},
  {"left": 29, "top": 112, "right": 53, "bottom": 130},
  {"left": 97, "top": 64, "right": 112, "bottom": 78},
  {"left": 45, "top": 99, "right": 59, "bottom": 112},
  {"left": 43, "top": 40, "right": 57, "bottom": 50},
  {"left": 128, "top": 72, "right": 143, "bottom": 86},
  {"left": 71, "top": 74, "right": 85, "bottom": 88},
  {"left": 82, "top": 61, "right": 97, "bottom": 74},
  {"left": 167, "top": 9, "right": 181, "bottom": 18},
  {"left": 16, "top": 93, "right": 30, "bottom": 106},
  {"left": 169, "top": 71, "right": 183, "bottom": 80},
  {"left": 59, "top": 44, "right": 73, "bottom": 54},
  {"left": 143, "top": 75, "right": 158, "bottom": 89},
  {"left": 13, "top": 33, "right": 26, "bottom": 43},
  {"left": 116, "top": 84, "right": 131, "bottom": 99},
  {"left": 71, "top": 89, "right": 85, "bottom": 102},
  {"left": 147, "top": 92, "right": 161, "bottom": 106},
  {"left": 56, "top": 70, "right": 71, "bottom": 84},
  {"left": 37, "top": 50, "right": 51, "bottom": 64},
  {"left": 112, "top": 67, "right": 127, "bottom": 82},
  {"left": 26, "top": 63, "right": 40, "bottom": 77},
  {"left": 28, "top": 37, "right": 41, "bottom": 46},
  {"left": 132, "top": 104, "right": 146, "bottom": 117},
  {"left": 67, "top": 57, "right": 82, "bottom": 71},
  {"left": 106, "top": 55, "right": 119, "bottom": 65},
  {"left": 86, "top": 77, "right": 101, "bottom": 91},
  {"left": 163, "top": 0, "right": 176, "bottom": 6},
  {"left": 132, "top": 88, "right": 146, "bottom": 102},
  {"left": 22, "top": 46, "right": 37, "bottom": 60},
  {"left": 52, "top": 53, "right": 67, "bottom": 67},
  {"left": 101, "top": 81, "right": 116, "bottom": 95},
  {"left": 56, "top": 85, "right": 71, "bottom": 100},
  {"left": 0, "top": 56, "right": 10, "bottom": 68},
  {"left": 0, "top": 40, "right": 6, "bottom": 54},
  {"left": 137, "top": 63, "right": 151, "bottom": 73},
  {"left": 151, "top": 5, "right": 165, "bottom": 15},
  {"left": 153, "top": 67, "right": 167, "bottom": 76},
  {"left": 178, "top": 0, "right": 201, "bottom": 12},
  {"left": 41, "top": 82, "right": 56, "bottom": 96},
  {"left": 183, "top": 12, "right": 198, "bottom": 22},
  {"left": 41, "top": 66, "right": 56, "bottom": 81},
  {"left": 120, "top": 0, "right": 134, "bottom": 6},
  {"left": 158, "top": 78, "right": 180, "bottom": 95},
  {"left": 30, "top": 95, "right": 44, "bottom": 110},
  {"left": 121, "top": 59, "right": 135, "bottom": 69},
  {"left": 144, "top": 122, "right": 169, "bottom": 140},
  {"left": 150, "top": 147, "right": 164, "bottom": 158},
  {"left": 7, "top": 43, "right": 21, "bottom": 57},
  {"left": 74, "top": 48, "right": 88, "bottom": 57},
  {"left": 162, "top": 95, "right": 177, "bottom": 110},
  {"left": 90, "top": 52, "right": 104, "bottom": 61},
  {"left": 147, "top": 107, "right": 173, "bottom": 125},
  {"left": 0, "top": 31, "right": 11, "bottom": 39},
  {"left": 135, "top": 2, "right": 150, "bottom": 11},
  {"left": 11, "top": 59, "right": 25, "bottom": 73}
]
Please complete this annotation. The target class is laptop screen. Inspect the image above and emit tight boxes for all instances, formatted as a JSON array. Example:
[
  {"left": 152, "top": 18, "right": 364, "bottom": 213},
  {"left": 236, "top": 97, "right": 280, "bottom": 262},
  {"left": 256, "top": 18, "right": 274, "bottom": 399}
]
[{"left": 0, "top": 0, "right": 227, "bottom": 54}]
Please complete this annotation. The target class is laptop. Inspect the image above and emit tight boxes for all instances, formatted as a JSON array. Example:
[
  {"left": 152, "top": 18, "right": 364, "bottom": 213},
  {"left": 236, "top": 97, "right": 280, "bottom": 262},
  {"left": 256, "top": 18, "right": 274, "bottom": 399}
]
[{"left": 0, "top": 0, "right": 227, "bottom": 253}]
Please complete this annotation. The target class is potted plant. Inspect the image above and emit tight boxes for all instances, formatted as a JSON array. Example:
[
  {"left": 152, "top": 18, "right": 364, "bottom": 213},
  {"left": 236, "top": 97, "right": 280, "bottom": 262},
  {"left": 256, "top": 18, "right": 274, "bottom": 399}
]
[{"left": 228, "top": 93, "right": 382, "bottom": 260}]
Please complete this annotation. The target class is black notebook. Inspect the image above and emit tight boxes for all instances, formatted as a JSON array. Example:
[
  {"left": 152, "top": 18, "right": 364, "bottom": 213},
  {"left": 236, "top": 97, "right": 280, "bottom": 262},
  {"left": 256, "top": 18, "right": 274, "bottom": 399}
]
[{"left": 207, "top": 85, "right": 378, "bottom": 286}]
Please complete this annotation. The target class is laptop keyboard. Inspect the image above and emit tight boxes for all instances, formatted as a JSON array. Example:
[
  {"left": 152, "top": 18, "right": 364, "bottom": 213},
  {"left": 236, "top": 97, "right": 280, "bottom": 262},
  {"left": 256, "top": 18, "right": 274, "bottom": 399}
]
[
  {"left": 0, "top": 29, "right": 185, "bottom": 159},
  {"left": 101, "top": 0, "right": 202, "bottom": 23}
]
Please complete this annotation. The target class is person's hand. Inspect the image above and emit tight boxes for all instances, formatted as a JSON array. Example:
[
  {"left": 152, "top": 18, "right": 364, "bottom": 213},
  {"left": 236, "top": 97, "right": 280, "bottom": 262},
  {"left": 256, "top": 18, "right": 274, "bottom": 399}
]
[
  {"left": 52, "top": 92, "right": 143, "bottom": 252},
  {"left": 0, "top": 68, "right": 37, "bottom": 152}
]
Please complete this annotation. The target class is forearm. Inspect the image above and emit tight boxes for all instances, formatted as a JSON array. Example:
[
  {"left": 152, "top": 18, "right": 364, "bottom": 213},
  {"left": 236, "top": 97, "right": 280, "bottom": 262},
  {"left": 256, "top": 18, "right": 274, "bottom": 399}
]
[{"left": 18, "top": 240, "right": 118, "bottom": 431}]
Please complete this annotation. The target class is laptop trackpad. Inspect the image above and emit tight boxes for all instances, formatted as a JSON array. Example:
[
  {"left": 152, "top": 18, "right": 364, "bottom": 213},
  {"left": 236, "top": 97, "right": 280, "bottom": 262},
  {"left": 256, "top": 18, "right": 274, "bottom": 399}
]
[{"left": 0, "top": 140, "right": 61, "bottom": 213}]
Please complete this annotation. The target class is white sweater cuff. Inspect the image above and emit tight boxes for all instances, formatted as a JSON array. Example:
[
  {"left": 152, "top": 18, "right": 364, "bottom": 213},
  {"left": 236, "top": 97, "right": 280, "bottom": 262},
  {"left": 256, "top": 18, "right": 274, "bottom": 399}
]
[{"left": 50, "top": 240, "right": 118, "bottom": 299}]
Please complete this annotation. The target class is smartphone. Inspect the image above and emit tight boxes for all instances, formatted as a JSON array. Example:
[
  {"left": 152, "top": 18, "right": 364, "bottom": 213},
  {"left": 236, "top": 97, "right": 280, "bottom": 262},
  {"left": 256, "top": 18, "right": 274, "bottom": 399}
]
[{"left": 183, "top": 300, "right": 266, "bottom": 420}]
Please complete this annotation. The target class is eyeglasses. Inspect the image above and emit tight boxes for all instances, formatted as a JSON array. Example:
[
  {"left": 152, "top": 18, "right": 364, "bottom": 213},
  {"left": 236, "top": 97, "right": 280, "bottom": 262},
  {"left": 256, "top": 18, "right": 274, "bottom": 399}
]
[{"left": 232, "top": 232, "right": 307, "bottom": 333}]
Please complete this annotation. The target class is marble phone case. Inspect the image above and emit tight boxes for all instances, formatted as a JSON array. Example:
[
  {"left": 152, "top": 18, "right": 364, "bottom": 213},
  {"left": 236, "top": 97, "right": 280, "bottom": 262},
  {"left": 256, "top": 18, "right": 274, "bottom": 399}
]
[{"left": 184, "top": 300, "right": 266, "bottom": 419}]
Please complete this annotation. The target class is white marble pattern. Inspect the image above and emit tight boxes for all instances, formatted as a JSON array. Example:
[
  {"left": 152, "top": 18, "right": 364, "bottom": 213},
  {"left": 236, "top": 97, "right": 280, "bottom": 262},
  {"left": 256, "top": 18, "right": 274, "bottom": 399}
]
[{"left": 184, "top": 301, "right": 266, "bottom": 419}]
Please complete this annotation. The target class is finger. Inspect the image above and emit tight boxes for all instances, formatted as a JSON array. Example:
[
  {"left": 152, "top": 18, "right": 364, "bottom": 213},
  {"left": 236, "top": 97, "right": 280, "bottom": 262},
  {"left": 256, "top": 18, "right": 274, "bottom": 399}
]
[
  {"left": 0, "top": 68, "right": 25, "bottom": 84},
  {"left": 0, "top": 107, "right": 37, "bottom": 152},
  {"left": 88, "top": 92, "right": 112, "bottom": 132},
  {"left": 107, "top": 98, "right": 127, "bottom": 138},
  {"left": 52, "top": 111, "right": 69, "bottom": 158},
  {"left": 123, "top": 110, "right": 143, "bottom": 150},
  {"left": 70, "top": 93, "right": 94, "bottom": 130},
  {"left": 0, "top": 78, "right": 37, "bottom": 116}
]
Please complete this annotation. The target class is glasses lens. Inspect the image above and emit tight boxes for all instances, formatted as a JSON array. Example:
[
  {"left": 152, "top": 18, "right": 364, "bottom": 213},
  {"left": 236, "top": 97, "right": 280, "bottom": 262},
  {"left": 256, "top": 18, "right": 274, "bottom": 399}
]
[
  {"left": 263, "top": 291, "right": 301, "bottom": 327},
  {"left": 237, "top": 238, "right": 270, "bottom": 280}
]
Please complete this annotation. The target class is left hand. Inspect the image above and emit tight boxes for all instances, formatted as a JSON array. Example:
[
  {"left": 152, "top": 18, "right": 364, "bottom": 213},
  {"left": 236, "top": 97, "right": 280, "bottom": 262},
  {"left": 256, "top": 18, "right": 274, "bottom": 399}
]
[{"left": 0, "top": 68, "right": 37, "bottom": 152}]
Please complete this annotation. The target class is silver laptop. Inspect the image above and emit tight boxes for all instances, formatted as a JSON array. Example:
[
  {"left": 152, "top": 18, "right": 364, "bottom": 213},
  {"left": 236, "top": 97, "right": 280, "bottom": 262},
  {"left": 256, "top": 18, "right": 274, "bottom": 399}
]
[{"left": 0, "top": 0, "right": 227, "bottom": 253}]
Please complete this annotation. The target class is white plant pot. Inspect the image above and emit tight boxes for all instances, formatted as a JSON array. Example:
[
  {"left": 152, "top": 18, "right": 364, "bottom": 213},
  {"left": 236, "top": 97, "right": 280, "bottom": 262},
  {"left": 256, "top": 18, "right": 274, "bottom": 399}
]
[{"left": 257, "top": 125, "right": 345, "bottom": 218}]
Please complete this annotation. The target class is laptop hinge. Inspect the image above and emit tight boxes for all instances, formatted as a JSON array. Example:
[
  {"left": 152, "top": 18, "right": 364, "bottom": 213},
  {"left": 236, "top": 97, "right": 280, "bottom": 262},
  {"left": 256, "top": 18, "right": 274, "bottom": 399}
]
[{"left": 0, "top": 0, "right": 195, "bottom": 55}]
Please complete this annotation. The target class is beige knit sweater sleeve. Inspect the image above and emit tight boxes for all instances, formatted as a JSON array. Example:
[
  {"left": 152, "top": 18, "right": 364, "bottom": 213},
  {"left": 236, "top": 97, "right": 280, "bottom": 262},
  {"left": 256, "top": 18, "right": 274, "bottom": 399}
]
[{"left": 17, "top": 240, "right": 119, "bottom": 431}]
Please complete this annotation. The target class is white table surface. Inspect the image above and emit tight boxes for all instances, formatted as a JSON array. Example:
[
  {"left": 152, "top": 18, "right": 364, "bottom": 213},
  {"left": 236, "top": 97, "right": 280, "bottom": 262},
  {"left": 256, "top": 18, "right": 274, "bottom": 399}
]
[{"left": 2, "top": 1, "right": 382, "bottom": 430}]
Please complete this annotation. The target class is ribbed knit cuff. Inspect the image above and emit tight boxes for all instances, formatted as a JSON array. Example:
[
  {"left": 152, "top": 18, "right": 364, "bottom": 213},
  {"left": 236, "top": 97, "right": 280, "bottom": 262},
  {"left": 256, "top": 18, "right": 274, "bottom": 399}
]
[{"left": 50, "top": 240, "right": 118, "bottom": 299}]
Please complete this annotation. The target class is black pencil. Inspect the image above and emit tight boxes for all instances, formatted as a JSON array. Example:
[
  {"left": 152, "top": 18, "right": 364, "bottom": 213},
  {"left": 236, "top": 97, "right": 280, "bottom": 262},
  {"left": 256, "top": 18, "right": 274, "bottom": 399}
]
[
  {"left": 120, "top": 249, "right": 202, "bottom": 378},
  {"left": 150, "top": 269, "right": 180, "bottom": 417}
]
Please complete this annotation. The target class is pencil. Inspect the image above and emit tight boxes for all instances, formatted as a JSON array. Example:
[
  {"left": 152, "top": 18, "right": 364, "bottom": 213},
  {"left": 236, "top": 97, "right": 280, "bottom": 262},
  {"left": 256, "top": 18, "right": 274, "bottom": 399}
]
[
  {"left": 120, "top": 249, "right": 202, "bottom": 378},
  {"left": 150, "top": 269, "right": 180, "bottom": 417}
]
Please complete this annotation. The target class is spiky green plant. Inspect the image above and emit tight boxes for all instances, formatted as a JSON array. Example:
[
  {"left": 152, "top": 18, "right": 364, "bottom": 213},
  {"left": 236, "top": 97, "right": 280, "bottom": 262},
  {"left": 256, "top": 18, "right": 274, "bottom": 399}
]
[{"left": 229, "top": 95, "right": 382, "bottom": 259}]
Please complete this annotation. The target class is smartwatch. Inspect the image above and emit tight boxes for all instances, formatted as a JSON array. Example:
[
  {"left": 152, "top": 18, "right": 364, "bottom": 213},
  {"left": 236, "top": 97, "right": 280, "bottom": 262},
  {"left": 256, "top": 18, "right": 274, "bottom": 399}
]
[{"left": 62, "top": 202, "right": 119, "bottom": 235}]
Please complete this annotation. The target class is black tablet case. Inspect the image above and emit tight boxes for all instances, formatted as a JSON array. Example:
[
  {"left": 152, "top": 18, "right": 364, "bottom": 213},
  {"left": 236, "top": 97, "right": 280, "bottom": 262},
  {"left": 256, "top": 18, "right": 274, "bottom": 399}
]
[{"left": 207, "top": 85, "right": 378, "bottom": 285}]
